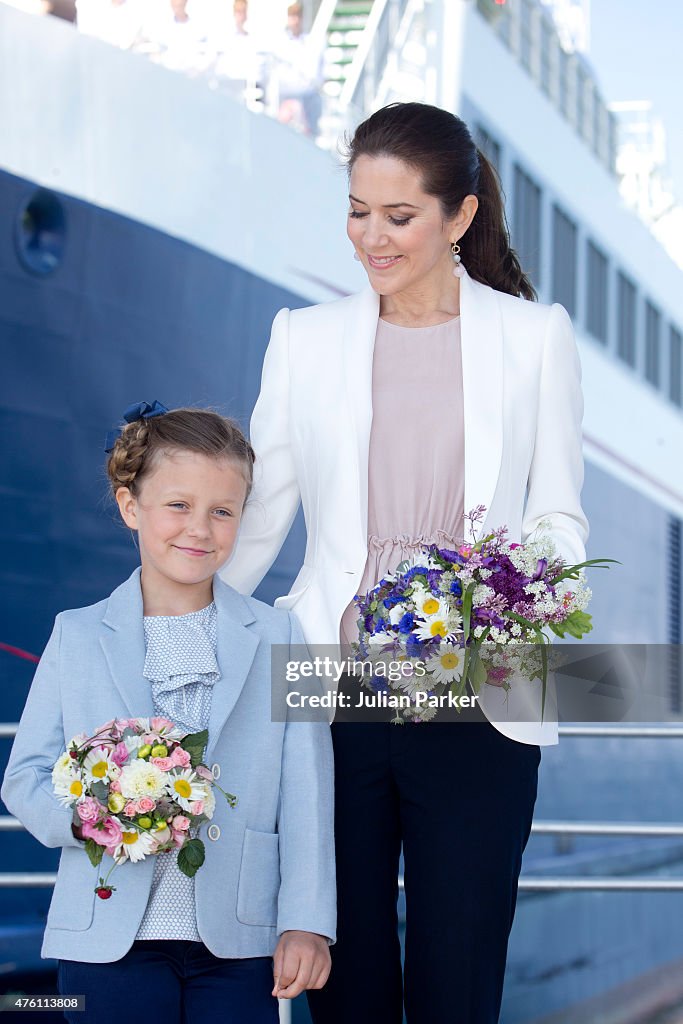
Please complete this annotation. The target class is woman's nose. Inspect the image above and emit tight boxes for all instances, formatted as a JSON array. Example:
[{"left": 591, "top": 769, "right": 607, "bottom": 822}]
[{"left": 362, "top": 217, "right": 389, "bottom": 249}]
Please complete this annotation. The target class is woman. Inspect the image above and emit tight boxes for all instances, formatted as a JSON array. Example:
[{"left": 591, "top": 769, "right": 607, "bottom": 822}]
[{"left": 221, "top": 102, "right": 589, "bottom": 1023}]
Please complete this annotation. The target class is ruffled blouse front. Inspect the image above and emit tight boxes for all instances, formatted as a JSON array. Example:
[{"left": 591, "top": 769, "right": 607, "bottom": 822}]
[
  {"left": 340, "top": 317, "right": 466, "bottom": 650},
  {"left": 136, "top": 602, "right": 219, "bottom": 942}
]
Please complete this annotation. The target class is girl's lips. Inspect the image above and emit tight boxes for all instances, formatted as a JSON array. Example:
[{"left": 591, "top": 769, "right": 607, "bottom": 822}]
[
  {"left": 367, "top": 254, "right": 403, "bottom": 270},
  {"left": 174, "top": 546, "right": 211, "bottom": 557}
]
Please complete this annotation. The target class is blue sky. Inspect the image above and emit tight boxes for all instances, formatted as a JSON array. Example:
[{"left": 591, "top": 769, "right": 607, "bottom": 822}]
[{"left": 589, "top": 0, "right": 683, "bottom": 201}]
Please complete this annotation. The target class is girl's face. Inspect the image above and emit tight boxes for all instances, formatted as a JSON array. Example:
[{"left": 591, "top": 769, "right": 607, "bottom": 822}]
[
  {"left": 116, "top": 450, "right": 248, "bottom": 599},
  {"left": 347, "top": 154, "right": 477, "bottom": 297}
]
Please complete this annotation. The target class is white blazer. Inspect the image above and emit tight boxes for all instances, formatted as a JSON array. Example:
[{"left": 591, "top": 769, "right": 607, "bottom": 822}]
[{"left": 221, "top": 268, "right": 589, "bottom": 746}]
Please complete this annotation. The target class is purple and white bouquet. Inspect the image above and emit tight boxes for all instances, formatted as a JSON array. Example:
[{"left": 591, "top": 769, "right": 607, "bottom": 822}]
[{"left": 350, "top": 507, "right": 616, "bottom": 723}]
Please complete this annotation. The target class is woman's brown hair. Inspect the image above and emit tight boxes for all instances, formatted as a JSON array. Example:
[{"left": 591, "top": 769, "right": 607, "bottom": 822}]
[
  {"left": 346, "top": 102, "right": 536, "bottom": 301},
  {"left": 106, "top": 407, "right": 255, "bottom": 501}
]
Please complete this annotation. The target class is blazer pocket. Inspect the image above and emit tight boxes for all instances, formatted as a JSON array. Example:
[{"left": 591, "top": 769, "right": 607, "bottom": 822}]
[
  {"left": 274, "top": 564, "right": 314, "bottom": 611},
  {"left": 46, "top": 854, "right": 95, "bottom": 932},
  {"left": 236, "top": 828, "right": 280, "bottom": 927}
]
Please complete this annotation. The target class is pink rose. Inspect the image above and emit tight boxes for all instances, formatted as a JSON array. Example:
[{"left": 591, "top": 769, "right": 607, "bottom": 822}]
[
  {"left": 111, "top": 742, "right": 129, "bottom": 767},
  {"left": 82, "top": 816, "right": 123, "bottom": 850},
  {"left": 124, "top": 801, "right": 139, "bottom": 817},
  {"left": 170, "top": 747, "right": 191, "bottom": 768},
  {"left": 195, "top": 764, "right": 213, "bottom": 781},
  {"left": 143, "top": 733, "right": 158, "bottom": 746},
  {"left": 171, "top": 830, "right": 186, "bottom": 849},
  {"left": 77, "top": 797, "right": 102, "bottom": 823},
  {"left": 189, "top": 800, "right": 204, "bottom": 815},
  {"left": 109, "top": 780, "right": 122, "bottom": 793},
  {"left": 152, "top": 757, "right": 173, "bottom": 772},
  {"left": 172, "top": 815, "right": 191, "bottom": 831},
  {"left": 138, "top": 797, "right": 155, "bottom": 813},
  {"left": 151, "top": 717, "right": 175, "bottom": 733}
]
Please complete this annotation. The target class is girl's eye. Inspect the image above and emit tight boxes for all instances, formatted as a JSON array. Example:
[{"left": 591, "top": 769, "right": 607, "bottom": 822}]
[
  {"left": 169, "top": 503, "right": 187, "bottom": 510},
  {"left": 348, "top": 210, "right": 411, "bottom": 227},
  {"left": 213, "top": 509, "right": 233, "bottom": 518}
]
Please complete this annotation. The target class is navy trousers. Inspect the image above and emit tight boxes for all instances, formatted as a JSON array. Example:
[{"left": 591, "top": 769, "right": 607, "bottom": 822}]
[
  {"left": 58, "top": 941, "right": 279, "bottom": 1024},
  {"left": 307, "top": 718, "right": 541, "bottom": 1024}
]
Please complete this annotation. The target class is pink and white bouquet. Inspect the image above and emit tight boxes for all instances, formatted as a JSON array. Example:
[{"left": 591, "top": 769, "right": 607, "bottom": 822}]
[
  {"left": 351, "top": 507, "right": 616, "bottom": 723},
  {"left": 51, "top": 716, "right": 237, "bottom": 898}
]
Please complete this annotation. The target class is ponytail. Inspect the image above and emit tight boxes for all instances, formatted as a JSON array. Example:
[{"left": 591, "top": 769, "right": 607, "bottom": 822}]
[{"left": 461, "top": 149, "right": 536, "bottom": 301}]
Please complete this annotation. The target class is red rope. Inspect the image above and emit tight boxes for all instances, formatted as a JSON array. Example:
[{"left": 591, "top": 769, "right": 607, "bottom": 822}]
[{"left": 0, "top": 642, "right": 40, "bottom": 664}]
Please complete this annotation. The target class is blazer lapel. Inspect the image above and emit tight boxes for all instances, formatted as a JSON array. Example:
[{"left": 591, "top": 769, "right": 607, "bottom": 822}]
[
  {"left": 206, "top": 576, "right": 259, "bottom": 760},
  {"left": 460, "top": 270, "right": 504, "bottom": 542},
  {"left": 100, "top": 568, "right": 155, "bottom": 719},
  {"left": 342, "top": 286, "right": 381, "bottom": 550}
]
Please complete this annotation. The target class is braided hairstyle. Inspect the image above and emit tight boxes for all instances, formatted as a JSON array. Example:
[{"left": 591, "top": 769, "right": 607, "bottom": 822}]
[
  {"left": 106, "top": 408, "right": 256, "bottom": 502},
  {"left": 346, "top": 102, "right": 537, "bottom": 301}
]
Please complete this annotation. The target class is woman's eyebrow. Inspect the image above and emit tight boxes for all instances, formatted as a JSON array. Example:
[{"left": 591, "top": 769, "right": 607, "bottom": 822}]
[{"left": 348, "top": 193, "right": 421, "bottom": 210}]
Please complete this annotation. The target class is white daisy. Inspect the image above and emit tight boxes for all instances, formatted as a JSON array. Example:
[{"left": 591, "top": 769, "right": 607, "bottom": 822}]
[
  {"left": 414, "top": 614, "right": 459, "bottom": 642},
  {"left": 412, "top": 589, "right": 445, "bottom": 620},
  {"left": 82, "top": 746, "right": 119, "bottom": 786},
  {"left": 52, "top": 768, "right": 87, "bottom": 806},
  {"left": 114, "top": 828, "right": 157, "bottom": 864},
  {"left": 166, "top": 768, "right": 207, "bottom": 811},
  {"left": 118, "top": 759, "right": 167, "bottom": 801},
  {"left": 426, "top": 648, "right": 466, "bottom": 685}
]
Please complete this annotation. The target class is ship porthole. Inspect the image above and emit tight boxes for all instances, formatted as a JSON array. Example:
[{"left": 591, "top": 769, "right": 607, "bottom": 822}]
[{"left": 15, "top": 189, "right": 66, "bottom": 276}]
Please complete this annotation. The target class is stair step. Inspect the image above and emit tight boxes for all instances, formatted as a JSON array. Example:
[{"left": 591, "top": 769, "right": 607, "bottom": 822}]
[{"left": 335, "top": 3, "right": 373, "bottom": 14}]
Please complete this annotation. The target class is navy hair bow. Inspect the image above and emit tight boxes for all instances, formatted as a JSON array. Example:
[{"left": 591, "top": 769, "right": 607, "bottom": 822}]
[{"left": 104, "top": 400, "right": 169, "bottom": 454}]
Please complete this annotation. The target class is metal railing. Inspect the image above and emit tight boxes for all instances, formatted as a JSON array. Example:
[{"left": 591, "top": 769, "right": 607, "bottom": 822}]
[{"left": 4, "top": 724, "right": 683, "bottom": 890}]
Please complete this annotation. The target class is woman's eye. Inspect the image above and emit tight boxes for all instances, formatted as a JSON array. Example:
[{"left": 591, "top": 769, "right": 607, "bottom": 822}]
[{"left": 348, "top": 210, "right": 411, "bottom": 227}]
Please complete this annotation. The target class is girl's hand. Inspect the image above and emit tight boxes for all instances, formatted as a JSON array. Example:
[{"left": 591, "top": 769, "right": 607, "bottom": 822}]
[
  {"left": 71, "top": 822, "right": 85, "bottom": 841},
  {"left": 271, "top": 930, "right": 331, "bottom": 999}
]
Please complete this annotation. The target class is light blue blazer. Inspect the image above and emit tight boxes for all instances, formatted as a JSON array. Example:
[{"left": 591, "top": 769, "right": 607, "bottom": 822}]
[{"left": 1, "top": 568, "right": 336, "bottom": 963}]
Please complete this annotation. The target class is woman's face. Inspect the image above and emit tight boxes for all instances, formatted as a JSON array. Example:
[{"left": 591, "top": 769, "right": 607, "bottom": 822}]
[{"left": 347, "top": 154, "right": 475, "bottom": 296}]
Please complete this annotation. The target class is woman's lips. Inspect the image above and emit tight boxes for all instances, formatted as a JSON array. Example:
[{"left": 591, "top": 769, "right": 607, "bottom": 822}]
[{"left": 367, "top": 254, "right": 403, "bottom": 270}]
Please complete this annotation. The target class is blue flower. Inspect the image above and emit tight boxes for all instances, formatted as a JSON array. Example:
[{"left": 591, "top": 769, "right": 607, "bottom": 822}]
[
  {"left": 398, "top": 612, "right": 415, "bottom": 634},
  {"left": 450, "top": 579, "right": 462, "bottom": 596}
]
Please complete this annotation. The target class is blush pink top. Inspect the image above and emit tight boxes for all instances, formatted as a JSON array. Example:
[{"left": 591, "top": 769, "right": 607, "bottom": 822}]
[{"left": 340, "top": 315, "right": 466, "bottom": 651}]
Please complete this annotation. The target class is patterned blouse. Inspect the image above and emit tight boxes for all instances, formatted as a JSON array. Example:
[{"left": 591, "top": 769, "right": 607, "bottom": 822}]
[{"left": 135, "top": 602, "right": 219, "bottom": 941}]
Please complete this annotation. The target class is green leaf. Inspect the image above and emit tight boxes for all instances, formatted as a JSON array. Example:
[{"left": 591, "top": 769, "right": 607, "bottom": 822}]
[
  {"left": 177, "top": 838, "right": 206, "bottom": 878},
  {"left": 548, "top": 557, "right": 620, "bottom": 585},
  {"left": 550, "top": 610, "right": 593, "bottom": 639},
  {"left": 462, "top": 585, "right": 474, "bottom": 642},
  {"left": 85, "top": 838, "right": 104, "bottom": 868},
  {"left": 90, "top": 781, "right": 108, "bottom": 803},
  {"left": 470, "top": 653, "right": 488, "bottom": 690},
  {"left": 180, "top": 730, "right": 209, "bottom": 769}
]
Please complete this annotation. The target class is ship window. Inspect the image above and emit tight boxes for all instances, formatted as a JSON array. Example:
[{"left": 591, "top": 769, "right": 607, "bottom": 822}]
[
  {"left": 644, "top": 301, "right": 661, "bottom": 388},
  {"left": 670, "top": 326, "right": 683, "bottom": 407},
  {"left": 473, "top": 124, "right": 501, "bottom": 174},
  {"left": 14, "top": 189, "right": 66, "bottom": 276},
  {"left": 586, "top": 241, "right": 609, "bottom": 344},
  {"left": 616, "top": 272, "right": 637, "bottom": 368},
  {"left": 520, "top": 0, "right": 534, "bottom": 72},
  {"left": 669, "top": 517, "right": 682, "bottom": 714},
  {"left": 551, "top": 205, "right": 577, "bottom": 316},
  {"left": 540, "top": 16, "right": 553, "bottom": 97},
  {"left": 513, "top": 164, "right": 542, "bottom": 290}
]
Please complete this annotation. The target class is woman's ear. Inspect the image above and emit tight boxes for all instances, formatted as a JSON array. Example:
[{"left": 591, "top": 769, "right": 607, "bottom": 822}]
[
  {"left": 116, "top": 487, "right": 138, "bottom": 530},
  {"left": 451, "top": 194, "right": 479, "bottom": 241}
]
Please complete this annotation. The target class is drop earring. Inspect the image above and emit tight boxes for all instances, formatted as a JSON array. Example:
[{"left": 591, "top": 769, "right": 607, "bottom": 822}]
[
  {"left": 353, "top": 251, "right": 361, "bottom": 261},
  {"left": 451, "top": 241, "right": 464, "bottom": 278}
]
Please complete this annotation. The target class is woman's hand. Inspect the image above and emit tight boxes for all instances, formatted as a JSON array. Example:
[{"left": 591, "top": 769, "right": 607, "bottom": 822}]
[{"left": 271, "top": 929, "right": 331, "bottom": 999}]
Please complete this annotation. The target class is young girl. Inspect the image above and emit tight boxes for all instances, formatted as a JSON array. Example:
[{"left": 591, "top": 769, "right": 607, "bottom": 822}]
[{"left": 1, "top": 403, "right": 335, "bottom": 1023}]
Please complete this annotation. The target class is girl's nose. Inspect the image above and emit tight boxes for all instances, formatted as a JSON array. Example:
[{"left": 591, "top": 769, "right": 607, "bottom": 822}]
[{"left": 185, "top": 514, "right": 211, "bottom": 538}]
